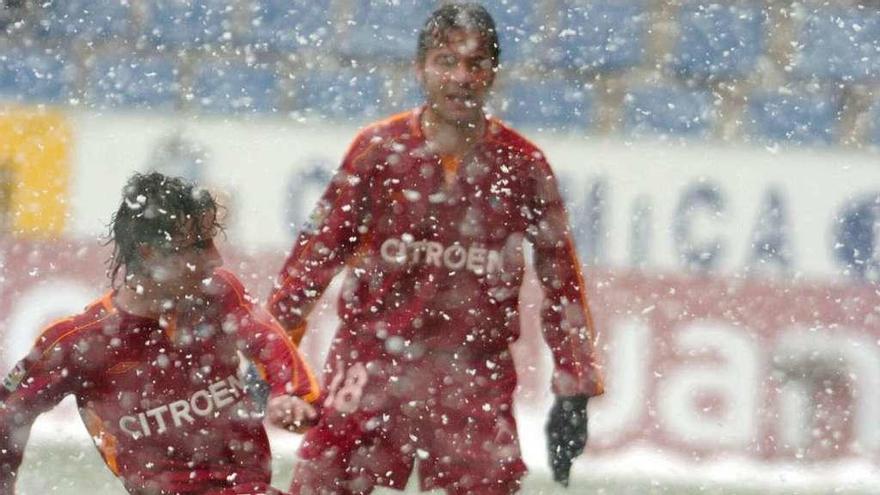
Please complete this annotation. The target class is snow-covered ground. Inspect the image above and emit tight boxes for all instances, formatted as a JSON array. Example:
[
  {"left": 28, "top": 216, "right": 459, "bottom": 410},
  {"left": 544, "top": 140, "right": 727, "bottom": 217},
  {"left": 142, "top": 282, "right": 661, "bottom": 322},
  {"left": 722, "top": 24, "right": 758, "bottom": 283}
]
[{"left": 21, "top": 399, "right": 880, "bottom": 494}]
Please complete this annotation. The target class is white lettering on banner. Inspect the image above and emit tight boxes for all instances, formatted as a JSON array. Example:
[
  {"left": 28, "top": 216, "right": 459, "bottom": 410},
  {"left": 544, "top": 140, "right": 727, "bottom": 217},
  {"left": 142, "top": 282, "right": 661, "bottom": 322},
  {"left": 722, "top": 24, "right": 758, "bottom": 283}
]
[
  {"left": 773, "top": 328, "right": 880, "bottom": 452},
  {"left": 590, "top": 318, "right": 652, "bottom": 445},
  {"left": 778, "top": 381, "right": 811, "bottom": 450},
  {"left": 656, "top": 322, "right": 759, "bottom": 449},
  {"left": 61, "top": 115, "right": 880, "bottom": 280},
  {"left": 6, "top": 252, "right": 880, "bottom": 463},
  {"left": 584, "top": 312, "right": 880, "bottom": 457},
  {"left": 380, "top": 237, "right": 503, "bottom": 275},
  {"left": 118, "top": 375, "right": 246, "bottom": 440},
  {"left": 576, "top": 174, "right": 879, "bottom": 280}
]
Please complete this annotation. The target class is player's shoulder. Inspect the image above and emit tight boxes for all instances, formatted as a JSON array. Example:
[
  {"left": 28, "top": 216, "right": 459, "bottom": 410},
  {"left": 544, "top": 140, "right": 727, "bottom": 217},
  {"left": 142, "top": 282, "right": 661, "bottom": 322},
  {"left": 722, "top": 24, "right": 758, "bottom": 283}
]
[
  {"left": 33, "top": 293, "right": 116, "bottom": 353},
  {"left": 486, "top": 117, "right": 550, "bottom": 166},
  {"left": 347, "top": 110, "right": 418, "bottom": 155},
  {"left": 355, "top": 109, "right": 417, "bottom": 142}
]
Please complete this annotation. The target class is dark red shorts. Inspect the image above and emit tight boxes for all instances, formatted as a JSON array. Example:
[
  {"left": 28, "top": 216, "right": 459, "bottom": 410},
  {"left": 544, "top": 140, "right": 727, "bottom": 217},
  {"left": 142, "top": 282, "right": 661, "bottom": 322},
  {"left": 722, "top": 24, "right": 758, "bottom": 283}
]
[{"left": 287, "top": 400, "right": 526, "bottom": 495}]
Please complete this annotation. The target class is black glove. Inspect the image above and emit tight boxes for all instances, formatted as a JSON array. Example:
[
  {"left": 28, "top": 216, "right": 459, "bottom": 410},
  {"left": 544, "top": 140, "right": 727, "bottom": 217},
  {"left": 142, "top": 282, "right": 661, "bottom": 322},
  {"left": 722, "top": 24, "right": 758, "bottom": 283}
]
[{"left": 545, "top": 394, "right": 589, "bottom": 487}]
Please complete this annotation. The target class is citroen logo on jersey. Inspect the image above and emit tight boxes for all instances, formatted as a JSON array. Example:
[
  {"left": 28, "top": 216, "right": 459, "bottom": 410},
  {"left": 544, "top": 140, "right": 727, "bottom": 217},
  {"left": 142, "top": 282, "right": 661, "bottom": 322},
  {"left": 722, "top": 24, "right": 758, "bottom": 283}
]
[
  {"left": 380, "top": 237, "right": 504, "bottom": 275},
  {"left": 118, "top": 375, "right": 246, "bottom": 440}
]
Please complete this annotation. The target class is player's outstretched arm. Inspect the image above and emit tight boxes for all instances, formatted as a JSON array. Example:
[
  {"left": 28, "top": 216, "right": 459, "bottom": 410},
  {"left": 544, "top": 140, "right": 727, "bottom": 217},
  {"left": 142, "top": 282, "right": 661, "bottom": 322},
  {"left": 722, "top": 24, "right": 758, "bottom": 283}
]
[
  {"left": 267, "top": 134, "right": 375, "bottom": 344},
  {"left": 526, "top": 158, "right": 604, "bottom": 399},
  {"left": 214, "top": 270, "right": 321, "bottom": 411},
  {"left": 525, "top": 158, "right": 604, "bottom": 486},
  {"left": 0, "top": 322, "right": 81, "bottom": 492}
]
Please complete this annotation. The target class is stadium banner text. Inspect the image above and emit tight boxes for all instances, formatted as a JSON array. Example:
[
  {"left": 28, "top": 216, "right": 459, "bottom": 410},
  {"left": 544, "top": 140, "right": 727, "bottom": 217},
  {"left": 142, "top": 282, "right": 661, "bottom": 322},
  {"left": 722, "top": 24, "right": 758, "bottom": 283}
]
[{"left": 56, "top": 112, "right": 880, "bottom": 283}]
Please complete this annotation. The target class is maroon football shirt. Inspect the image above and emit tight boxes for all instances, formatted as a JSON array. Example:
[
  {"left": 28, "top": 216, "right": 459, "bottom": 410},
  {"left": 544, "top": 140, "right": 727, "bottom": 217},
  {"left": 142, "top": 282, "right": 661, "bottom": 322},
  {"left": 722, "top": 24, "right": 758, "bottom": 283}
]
[
  {"left": 0, "top": 268, "right": 318, "bottom": 494},
  {"left": 270, "top": 107, "right": 603, "bottom": 492}
]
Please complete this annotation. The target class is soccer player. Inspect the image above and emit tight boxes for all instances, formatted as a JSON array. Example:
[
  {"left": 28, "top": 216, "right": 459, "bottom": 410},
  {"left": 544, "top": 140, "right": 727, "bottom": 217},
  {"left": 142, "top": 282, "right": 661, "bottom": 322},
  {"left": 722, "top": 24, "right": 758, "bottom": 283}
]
[
  {"left": 0, "top": 172, "right": 319, "bottom": 494},
  {"left": 269, "top": 3, "right": 604, "bottom": 494}
]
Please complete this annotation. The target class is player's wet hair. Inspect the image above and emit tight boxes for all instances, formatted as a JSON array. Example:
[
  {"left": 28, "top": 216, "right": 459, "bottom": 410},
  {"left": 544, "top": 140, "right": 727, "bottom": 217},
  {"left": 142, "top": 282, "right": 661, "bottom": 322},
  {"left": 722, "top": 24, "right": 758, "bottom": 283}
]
[
  {"left": 106, "top": 172, "right": 222, "bottom": 286},
  {"left": 417, "top": 2, "right": 500, "bottom": 68}
]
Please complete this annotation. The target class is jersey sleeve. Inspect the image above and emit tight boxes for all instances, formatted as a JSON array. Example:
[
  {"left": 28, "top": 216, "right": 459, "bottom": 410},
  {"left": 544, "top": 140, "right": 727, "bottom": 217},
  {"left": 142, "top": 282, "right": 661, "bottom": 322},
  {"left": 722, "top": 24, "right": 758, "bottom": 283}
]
[
  {"left": 0, "top": 322, "right": 81, "bottom": 491},
  {"left": 216, "top": 270, "right": 320, "bottom": 403},
  {"left": 525, "top": 156, "right": 604, "bottom": 398},
  {"left": 268, "top": 132, "right": 375, "bottom": 343}
]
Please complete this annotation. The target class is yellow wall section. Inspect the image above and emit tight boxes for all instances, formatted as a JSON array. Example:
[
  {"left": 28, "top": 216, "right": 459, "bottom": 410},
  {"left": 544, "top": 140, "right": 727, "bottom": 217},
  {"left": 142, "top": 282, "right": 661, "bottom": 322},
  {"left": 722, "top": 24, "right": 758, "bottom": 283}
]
[{"left": 0, "top": 106, "right": 71, "bottom": 237}]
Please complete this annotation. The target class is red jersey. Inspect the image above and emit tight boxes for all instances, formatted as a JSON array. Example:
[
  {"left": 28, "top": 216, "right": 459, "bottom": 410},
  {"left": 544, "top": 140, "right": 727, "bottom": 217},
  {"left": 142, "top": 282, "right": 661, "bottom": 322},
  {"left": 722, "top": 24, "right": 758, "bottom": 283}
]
[
  {"left": 0, "top": 269, "right": 318, "bottom": 494},
  {"left": 269, "top": 108, "right": 603, "bottom": 493}
]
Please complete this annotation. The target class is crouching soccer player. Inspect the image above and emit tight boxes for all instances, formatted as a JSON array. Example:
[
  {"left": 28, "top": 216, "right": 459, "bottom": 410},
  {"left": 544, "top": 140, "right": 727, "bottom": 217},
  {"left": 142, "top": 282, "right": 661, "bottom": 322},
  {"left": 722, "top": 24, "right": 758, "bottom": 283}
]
[{"left": 0, "top": 172, "right": 319, "bottom": 494}]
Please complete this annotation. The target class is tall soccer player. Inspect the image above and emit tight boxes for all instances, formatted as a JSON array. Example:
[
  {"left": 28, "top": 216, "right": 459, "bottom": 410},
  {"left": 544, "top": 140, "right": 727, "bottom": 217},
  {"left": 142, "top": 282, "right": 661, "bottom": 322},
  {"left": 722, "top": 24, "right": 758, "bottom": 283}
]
[
  {"left": 0, "top": 172, "right": 319, "bottom": 494},
  {"left": 269, "top": 3, "right": 604, "bottom": 493}
]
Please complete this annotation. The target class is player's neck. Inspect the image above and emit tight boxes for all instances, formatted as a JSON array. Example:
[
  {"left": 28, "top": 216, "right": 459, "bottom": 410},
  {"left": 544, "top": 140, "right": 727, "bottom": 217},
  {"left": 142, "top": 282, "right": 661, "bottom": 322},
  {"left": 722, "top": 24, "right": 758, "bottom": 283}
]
[
  {"left": 421, "top": 107, "right": 484, "bottom": 156},
  {"left": 113, "top": 280, "right": 173, "bottom": 320}
]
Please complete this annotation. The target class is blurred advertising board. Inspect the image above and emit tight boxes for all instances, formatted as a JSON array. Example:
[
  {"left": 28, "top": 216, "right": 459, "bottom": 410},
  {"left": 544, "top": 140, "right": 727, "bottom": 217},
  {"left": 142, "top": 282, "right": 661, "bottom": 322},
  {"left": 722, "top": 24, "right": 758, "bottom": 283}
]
[
  {"left": 1, "top": 239, "right": 878, "bottom": 464},
  {"left": 58, "top": 111, "right": 880, "bottom": 282},
  {"left": 0, "top": 106, "right": 71, "bottom": 237}
]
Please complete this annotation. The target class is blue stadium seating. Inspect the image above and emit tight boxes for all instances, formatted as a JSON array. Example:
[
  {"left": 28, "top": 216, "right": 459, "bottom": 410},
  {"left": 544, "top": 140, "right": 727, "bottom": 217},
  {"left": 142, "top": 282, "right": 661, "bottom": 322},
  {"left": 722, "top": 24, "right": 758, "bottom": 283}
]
[
  {"left": 193, "top": 61, "right": 279, "bottom": 114},
  {"left": 487, "top": 0, "right": 548, "bottom": 65},
  {"left": 554, "top": 0, "right": 647, "bottom": 71},
  {"left": 86, "top": 56, "right": 178, "bottom": 109},
  {"left": 144, "top": 0, "right": 233, "bottom": 48},
  {"left": 622, "top": 87, "right": 714, "bottom": 137},
  {"left": 0, "top": 49, "right": 72, "bottom": 103},
  {"left": 341, "top": 0, "right": 438, "bottom": 60},
  {"left": 673, "top": 3, "right": 765, "bottom": 79},
  {"left": 243, "top": 0, "right": 334, "bottom": 51},
  {"left": 746, "top": 91, "right": 841, "bottom": 145},
  {"left": 294, "top": 69, "right": 385, "bottom": 121},
  {"left": 793, "top": 8, "right": 880, "bottom": 82},
  {"left": 33, "top": 0, "right": 133, "bottom": 40},
  {"left": 496, "top": 78, "right": 593, "bottom": 131},
  {"left": 4, "top": 0, "right": 865, "bottom": 149}
]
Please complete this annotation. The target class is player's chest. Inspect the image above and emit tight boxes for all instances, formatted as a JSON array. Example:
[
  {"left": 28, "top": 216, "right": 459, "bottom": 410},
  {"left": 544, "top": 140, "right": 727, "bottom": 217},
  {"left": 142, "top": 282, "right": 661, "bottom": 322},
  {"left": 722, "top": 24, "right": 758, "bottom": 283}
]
[
  {"left": 371, "top": 153, "right": 527, "bottom": 243},
  {"left": 91, "top": 326, "right": 240, "bottom": 400}
]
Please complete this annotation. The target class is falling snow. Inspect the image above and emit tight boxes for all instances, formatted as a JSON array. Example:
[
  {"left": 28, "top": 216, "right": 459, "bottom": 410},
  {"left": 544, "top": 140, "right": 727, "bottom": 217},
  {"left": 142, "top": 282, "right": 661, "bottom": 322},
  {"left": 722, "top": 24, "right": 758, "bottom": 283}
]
[{"left": 0, "top": 1, "right": 879, "bottom": 494}]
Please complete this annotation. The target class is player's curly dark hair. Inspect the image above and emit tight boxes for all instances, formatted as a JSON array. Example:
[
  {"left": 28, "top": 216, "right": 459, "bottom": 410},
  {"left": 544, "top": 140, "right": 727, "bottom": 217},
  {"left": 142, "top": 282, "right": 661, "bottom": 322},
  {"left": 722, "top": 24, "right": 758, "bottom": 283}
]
[
  {"left": 105, "top": 172, "right": 223, "bottom": 287},
  {"left": 417, "top": 2, "right": 500, "bottom": 68}
]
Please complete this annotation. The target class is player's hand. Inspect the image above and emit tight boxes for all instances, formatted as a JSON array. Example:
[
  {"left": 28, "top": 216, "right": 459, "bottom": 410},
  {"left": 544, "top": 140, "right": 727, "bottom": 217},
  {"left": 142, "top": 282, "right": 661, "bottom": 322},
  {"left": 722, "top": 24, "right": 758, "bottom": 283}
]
[
  {"left": 267, "top": 394, "right": 318, "bottom": 433},
  {"left": 545, "top": 394, "right": 589, "bottom": 487}
]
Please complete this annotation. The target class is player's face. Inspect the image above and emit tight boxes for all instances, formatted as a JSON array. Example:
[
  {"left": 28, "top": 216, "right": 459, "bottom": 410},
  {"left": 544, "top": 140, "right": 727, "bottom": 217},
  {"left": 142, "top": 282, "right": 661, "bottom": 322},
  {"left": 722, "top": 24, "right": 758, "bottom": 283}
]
[
  {"left": 418, "top": 29, "right": 496, "bottom": 127},
  {"left": 141, "top": 212, "right": 223, "bottom": 300}
]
